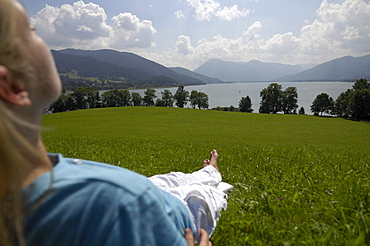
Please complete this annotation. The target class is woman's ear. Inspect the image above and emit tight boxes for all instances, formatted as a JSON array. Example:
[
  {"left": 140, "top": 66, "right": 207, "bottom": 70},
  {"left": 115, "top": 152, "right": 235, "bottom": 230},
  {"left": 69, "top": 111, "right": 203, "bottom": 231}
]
[{"left": 0, "top": 65, "right": 31, "bottom": 106}]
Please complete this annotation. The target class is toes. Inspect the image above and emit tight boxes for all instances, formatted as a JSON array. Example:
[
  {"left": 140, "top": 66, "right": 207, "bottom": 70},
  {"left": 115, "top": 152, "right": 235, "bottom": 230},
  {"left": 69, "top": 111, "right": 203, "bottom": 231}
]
[{"left": 210, "top": 149, "right": 219, "bottom": 160}]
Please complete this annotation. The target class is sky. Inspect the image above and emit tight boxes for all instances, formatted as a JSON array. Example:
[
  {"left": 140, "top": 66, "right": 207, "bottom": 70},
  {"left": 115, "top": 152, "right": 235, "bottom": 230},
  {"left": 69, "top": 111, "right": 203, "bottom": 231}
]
[{"left": 20, "top": 0, "right": 370, "bottom": 70}]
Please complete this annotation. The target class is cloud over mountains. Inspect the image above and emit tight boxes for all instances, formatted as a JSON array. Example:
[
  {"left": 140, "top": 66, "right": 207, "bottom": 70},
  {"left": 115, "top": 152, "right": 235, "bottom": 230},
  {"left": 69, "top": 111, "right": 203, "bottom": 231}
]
[
  {"left": 29, "top": 0, "right": 370, "bottom": 70},
  {"left": 169, "top": 0, "right": 370, "bottom": 68},
  {"left": 186, "top": 0, "right": 250, "bottom": 21}
]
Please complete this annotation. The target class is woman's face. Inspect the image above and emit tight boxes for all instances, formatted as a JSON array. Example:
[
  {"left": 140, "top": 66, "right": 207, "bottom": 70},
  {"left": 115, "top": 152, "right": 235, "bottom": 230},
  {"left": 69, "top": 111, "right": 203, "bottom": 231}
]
[{"left": 13, "top": 0, "right": 62, "bottom": 110}]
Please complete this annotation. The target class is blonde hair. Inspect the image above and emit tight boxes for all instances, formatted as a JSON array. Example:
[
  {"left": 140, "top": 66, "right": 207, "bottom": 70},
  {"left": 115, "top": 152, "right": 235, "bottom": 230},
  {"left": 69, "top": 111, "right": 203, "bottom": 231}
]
[
  {"left": 0, "top": 0, "right": 34, "bottom": 81},
  {"left": 0, "top": 0, "right": 51, "bottom": 245},
  {"left": 0, "top": 105, "right": 29, "bottom": 246}
]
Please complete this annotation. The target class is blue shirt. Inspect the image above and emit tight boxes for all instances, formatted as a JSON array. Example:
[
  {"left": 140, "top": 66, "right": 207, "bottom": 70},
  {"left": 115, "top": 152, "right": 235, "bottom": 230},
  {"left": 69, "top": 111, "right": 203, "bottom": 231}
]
[{"left": 22, "top": 154, "right": 194, "bottom": 246}]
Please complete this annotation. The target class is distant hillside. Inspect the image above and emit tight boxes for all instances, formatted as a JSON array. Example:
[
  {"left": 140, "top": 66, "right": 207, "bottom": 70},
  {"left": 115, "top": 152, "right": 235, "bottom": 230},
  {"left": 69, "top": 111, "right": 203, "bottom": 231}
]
[
  {"left": 277, "top": 55, "right": 370, "bottom": 81},
  {"left": 52, "top": 50, "right": 149, "bottom": 81},
  {"left": 296, "top": 63, "right": 318, "bottom": 70},
  {"left": 169, "top": 67, "right": 223, "bottom": 83},
  {"left": 194, "top": 59, "right": 304, "bottom": 82},
  {"left": 57, "top": 49, "right": 204, "bottom": 86}
]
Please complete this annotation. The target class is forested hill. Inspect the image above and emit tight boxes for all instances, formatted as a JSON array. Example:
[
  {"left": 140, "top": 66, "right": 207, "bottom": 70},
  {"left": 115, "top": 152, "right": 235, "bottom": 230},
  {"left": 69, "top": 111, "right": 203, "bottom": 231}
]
[
  {"left": 276, "top": 55, "right": 370, "bottom": 81},
  {"left": 52, "top": 51, "right": 149, "bottom": 80},
  {"left": 52, "top": 49, "right": 206, "bottom": 89}
]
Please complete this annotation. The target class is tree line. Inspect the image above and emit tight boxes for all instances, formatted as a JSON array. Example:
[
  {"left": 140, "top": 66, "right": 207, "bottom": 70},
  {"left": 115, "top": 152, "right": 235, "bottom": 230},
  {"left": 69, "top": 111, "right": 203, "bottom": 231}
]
[
  {"left": 48, "top": 86, "right": 209, "bottom": 113},
  {"left": 59, "top": 75, "right": 180, "bottom": 91},
  {"left": 310, "top": 78, "right": 370, "bottom": 120},
  {"left": 49, "top": 78, "right": 370, "bottom": 121},
  {"left": 236, "top": 78, "right": 369, "bottom": 121},
  {"left": 233, "top": 83, "right": 301, "bottom": 114}
]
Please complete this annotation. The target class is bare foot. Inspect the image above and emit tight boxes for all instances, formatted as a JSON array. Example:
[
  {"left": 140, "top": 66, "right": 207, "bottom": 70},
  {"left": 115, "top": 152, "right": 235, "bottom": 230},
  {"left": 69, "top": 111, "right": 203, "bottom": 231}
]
[
  {"left": 208, "top": 149, "right": 220, "bottom": 173},
  {"left": 203, "top": 159, "right": 210, "bottom": 168}
]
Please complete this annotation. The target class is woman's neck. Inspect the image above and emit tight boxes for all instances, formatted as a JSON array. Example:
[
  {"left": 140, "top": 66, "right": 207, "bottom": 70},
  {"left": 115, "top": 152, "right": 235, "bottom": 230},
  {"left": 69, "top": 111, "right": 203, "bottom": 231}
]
[{"left": 22, "top": 139, "right": 52, "bottom": 187}]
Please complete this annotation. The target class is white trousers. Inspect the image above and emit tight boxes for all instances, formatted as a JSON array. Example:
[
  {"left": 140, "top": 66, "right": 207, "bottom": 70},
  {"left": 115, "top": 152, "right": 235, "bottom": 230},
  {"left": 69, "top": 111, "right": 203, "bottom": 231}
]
[{"left": 148, "top": 166, "right": 228, "bottom": 242}]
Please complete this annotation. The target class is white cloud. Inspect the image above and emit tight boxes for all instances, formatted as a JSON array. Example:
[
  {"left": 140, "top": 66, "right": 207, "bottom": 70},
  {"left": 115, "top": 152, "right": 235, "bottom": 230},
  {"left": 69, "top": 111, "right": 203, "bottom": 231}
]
[
  {"left": 216, "top": 5, "right": 250, "bottom": 21},
  {"left": 262, "top": 33, "right": 300, "bottom": 58},
  {"left": 300, "top": 0, "right": 370, "bottom": 55},
  {"left": 29, "top": 0, "right": 370, "bottom": 69},
  {"left": 159, "top": 0, "right": 370, "bottom": 69},
  {"left": 110, "top": 13, "right": 156, "bottom": 49},
  {"left": 243, "top": 21, "right": 262, "bottom": 39},
  {"left": 174, "top": 10, "right": 185, "bottom": 19},
  {"left": 176, "top": 35, "right": 194, "bottom": 55},
  {"left": 76, "top": 25, "right": 94, "bottom": 33},
  {"left": 30, "top": 1, "right": 111, "bottom": 47},
  {"left": 186, "top": 0, "right": 250, "bottom": 21},
  {"left": 30, "top": 0, "right": 156, "bottom": 50}
]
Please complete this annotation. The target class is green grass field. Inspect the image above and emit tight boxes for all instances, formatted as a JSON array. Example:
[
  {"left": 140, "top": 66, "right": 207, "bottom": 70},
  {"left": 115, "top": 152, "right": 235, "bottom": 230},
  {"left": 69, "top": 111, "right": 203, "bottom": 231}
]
[{"left": 42, "top": 107, "right": 370, "bottom": 245}]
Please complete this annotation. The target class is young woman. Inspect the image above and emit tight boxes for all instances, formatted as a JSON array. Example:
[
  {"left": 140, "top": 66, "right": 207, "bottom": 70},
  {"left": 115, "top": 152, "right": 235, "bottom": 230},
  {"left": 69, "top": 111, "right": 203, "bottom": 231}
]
[{"left": 0, "top": 1, "right": 228, "bottom": 245}]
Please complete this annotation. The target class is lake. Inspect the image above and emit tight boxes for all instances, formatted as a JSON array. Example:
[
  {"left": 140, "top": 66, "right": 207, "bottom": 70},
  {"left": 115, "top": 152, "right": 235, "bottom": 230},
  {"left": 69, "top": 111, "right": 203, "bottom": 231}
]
[{"left": 128, "top": 81, "right": 354, "bottom": 114}]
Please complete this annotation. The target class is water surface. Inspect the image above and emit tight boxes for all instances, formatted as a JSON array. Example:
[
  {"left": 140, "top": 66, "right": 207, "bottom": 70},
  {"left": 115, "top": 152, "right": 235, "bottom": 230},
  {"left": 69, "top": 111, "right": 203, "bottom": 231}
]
[{"left": 129, "top": 81, "right": 354, "bottom": 114}]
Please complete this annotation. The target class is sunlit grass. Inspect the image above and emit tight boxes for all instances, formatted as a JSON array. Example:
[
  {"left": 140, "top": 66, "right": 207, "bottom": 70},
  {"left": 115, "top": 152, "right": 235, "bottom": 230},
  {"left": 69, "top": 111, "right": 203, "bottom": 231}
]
[{"left": 42, "top": 107, "right": 370, "bottom": 245}]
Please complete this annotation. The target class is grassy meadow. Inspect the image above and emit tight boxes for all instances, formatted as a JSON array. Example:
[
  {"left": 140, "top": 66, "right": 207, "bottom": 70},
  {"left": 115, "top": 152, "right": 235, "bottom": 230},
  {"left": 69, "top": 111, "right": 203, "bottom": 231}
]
[{"left": 41, "top": 107, "right": 370, "bottom": 245}]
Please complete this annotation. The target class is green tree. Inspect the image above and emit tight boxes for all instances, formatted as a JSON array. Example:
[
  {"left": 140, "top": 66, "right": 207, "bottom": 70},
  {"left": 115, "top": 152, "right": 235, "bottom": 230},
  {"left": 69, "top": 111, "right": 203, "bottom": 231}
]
[
  {"left": 353, "top": 78, "right": 369, "bottom": 91},
  {"left": 155, "top": 99, "right": 165, "bottom": 107},
  {"left": 334, "top": 89, "right": 353, "bottom": 118},
  {"left": 49, "top": 88, "right": 69, "bottom": 113},
  {"left": 299, "top": 106, "right": 305, "bottom": 115},
  {"left": 101, "top": 89, "right": 130, "bottom": 107},
  {"left": 189, "top": 90, "right": 209, "bottom": 109},
  {"left": 259, "top": 83, "right": 283, "bottom": 114},
  {"left": 351, "top": 78, "right": 370, "bottom": 120},
  {"left": 101, "top": 90, "right": 121, "bottom": 107},
  {"left": 131, "top": 92, "right": 142, "bottom": 106},
  {"left": 71, "top": 87, "right": 99, "bottom": 109},
  {"left": 282, "top": 87, "right": 298, "bottom": 114},
  {"left": 120, "top": 89, "right": 131, "bottom": 106},
  {"left": 334, "top": 79, "right": 370, "bottom": 120},
  {"left": 197, "top": 92, "right": 209, "bottom": 109},
  {"left": 143, "top": 89, "right": 157, "bottom": 106},
  {"left": 311, "top": 93, "right": 334, "bottom": 116},
  {"left": 174, "top": 86, "right": 189, "bottom": 108},
  {"left": 352, "top": 88, "right": 370, "bottom": 120},
  {"left": 190, "top": 90, "right": 199, "bottom": 109},
  {"left": 91, "top": 90, "right": 100, "bottom": 108},
  {"left": 66, "top": 95, "right": 77, "bottom": 111},
  {"left": 72, "top": 87, "right": 88, "bottom": 109},
  {"left": 239, "top": 96, "right": 253, "bottom": 113},
  {"left": 161, "top": 89, "right": 174, "bottom": 107}
]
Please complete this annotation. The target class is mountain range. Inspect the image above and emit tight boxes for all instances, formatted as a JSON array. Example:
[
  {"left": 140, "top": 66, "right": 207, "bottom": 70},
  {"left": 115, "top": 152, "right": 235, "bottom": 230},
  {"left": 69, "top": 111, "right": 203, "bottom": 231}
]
[
  {"left": 276, "top": 55, "right": 370, "bottom": 81},
  {"left": 194, "top": 59, "right": 305, "bottom": 82},
  {"left": 53, "top": 49, "right": 211, "bottom": 88},
  {"left": 193, "top": 55, "right": 370, "bottom": 82},
  {"left": 52, "top": 48, "right": 370, "bottom": 89}
]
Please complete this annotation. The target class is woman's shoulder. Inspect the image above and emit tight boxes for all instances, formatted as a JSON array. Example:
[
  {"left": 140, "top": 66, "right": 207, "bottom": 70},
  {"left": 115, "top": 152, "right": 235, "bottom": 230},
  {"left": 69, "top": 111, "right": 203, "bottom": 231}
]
[
  {"left": 53, "top": 154, "right": 153, "bottom": 196},
  {"left": 23, "top": 155, "right": 174, "bottom": 246},
  {"left": 23, "top": 154, "right": 188, "bottom": 246},
  {"left": 23, "top": 154, "right": 155, "bottom": 207}
]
